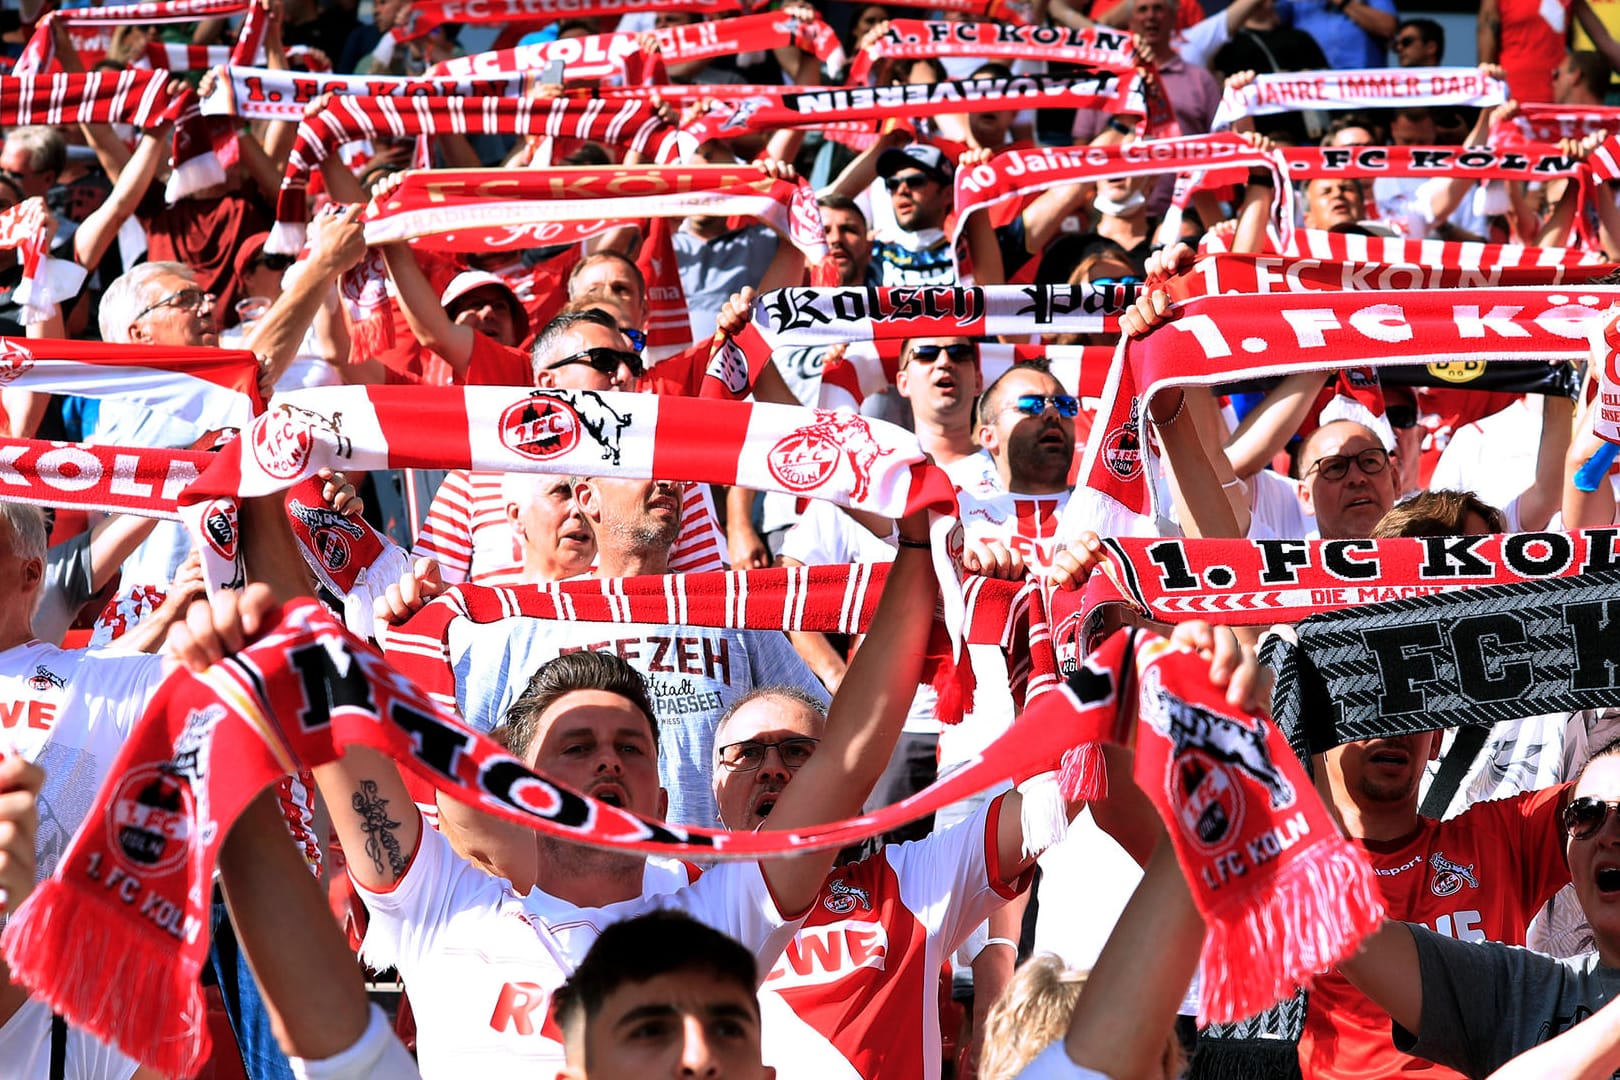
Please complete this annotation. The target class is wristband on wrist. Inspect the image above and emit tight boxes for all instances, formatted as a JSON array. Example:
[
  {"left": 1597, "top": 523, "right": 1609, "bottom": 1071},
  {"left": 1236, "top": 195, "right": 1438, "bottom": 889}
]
[{"left": 896, "top": 536, "right": 931, "bottom": 549}]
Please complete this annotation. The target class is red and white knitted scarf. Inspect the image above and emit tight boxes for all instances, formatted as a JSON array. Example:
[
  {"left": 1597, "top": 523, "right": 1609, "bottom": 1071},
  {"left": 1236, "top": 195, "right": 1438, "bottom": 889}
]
[
  {"left": 14, "top": 0, "right": 250, "bottom": 73},
  {"left": 0, "top": 337, "right": 262, "bottom": 424},
  {"left": 1212, "top": 67, "right": 1506, "bottom": 131},
  {"left": 4, "top": 602, "right": 1369, "bottom": 1072},
  {"left": 847, "top": 20, "right": 1134, "bottom": 84},
  {"left": 1175, "top": 248, "right": 1616, "bottom": 298},
  {"left": 1056, "top": 530, "right": 1620, "bottom": 634},
  {"left": 1494, "top": 104, "right": 1620, "bottom": 148},
  {"left": 400, "top": 0, "right": 743, "bottom": 39},
  {"left": 202, "top": 66, "right": 532, "bottom": 124},
  {"left": 678, "top": 72, "right": 1143, "bottom": 144},
  {"left": 752, "top": 284, "right": 1143, "bottom": 348},
  {"left": 382, "top": 565, "right": 1054, "bottom": 726},
  {"left": 271, "top": 95, "right": 687, "bottom": 252},
  {"left": 1079, "top": 280, "right": 1620, "bottom": 523},
  {"left": 952, "top": 134, "right": 1293, "bottom": 274},
  {"left": 0, "top": 71, "right": 187, "bottom": 128},
  {"left": 1282, "top": 143, "right": 1587, "bottom": 183},
  {"left": 360, "top": 166, "right": 828, "bottom": 268},
  {"left": 177, "top": 385, "right": 966, "bottom": 633},
  {"left": 431, "top": 11, "right": 845, "bottom": 83}
]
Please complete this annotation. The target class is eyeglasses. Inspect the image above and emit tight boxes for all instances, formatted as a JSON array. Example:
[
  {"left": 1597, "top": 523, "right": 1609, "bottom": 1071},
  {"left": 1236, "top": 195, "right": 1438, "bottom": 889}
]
[
  {"left": 907, "top": 343, "right": 975, "bottom": 364},
  {"left": 886, "top": 172, "right": 937, "bottom": 193},
  {"left": 249, "top": 252, "right": 295, "bottom": 274},
  {"left": 133, "top": 287, "right": 212, "bottom": 324},
  {"left": 1385, "top": 404, "right": 1418, "bottom": 430},
  {"left": 716, "top": 736, "right": 820, "bottom": 772},
  {"left": 548, "top": 347, "right": 644, "bottom": 379},
  {"left": 1002, "top": 393, "right": 1080, "bottom": 419},
  {"left": 1562, "top": 796, "right": 1620, "bottom": 840},
  {"left": 621, "top": 327, "right": 646, "bottom": 353},
  {"left": 1393, "top": 34, "right": 1422, "bottom": 48},
  {"left": 1303, "top": 447, "right": 1390, "bottom": 482}
]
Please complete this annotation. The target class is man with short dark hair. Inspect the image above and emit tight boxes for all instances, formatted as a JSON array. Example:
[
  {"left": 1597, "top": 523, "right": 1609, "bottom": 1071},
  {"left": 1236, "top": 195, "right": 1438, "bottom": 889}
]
[
  {"left": 339, "top": 506, "right": 941, "bottom": 1075},
  {"left": 554, "top": 911, "right": 772, "bottom": 1080},
  {"left": 1392, "top": 17, "right": 1445, "bottom": 66}
]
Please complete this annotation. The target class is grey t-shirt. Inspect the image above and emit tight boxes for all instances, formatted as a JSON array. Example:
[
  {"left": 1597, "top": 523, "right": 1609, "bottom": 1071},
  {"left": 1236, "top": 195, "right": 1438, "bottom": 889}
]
[
  {"left": 35, "top": 531, "right": 95, "bottom": 646},
  {"left": 1397, "top": 922, "right": 1620, "bottom": 1078},
  {"left": 450, "top": 617, "right": 829, "bottom": 828}
]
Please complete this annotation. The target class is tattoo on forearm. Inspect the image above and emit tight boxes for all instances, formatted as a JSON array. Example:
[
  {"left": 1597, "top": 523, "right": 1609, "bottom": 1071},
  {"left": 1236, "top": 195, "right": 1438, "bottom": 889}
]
[{"left": 353, "top": 779, "right": 408, "bottom": 880}]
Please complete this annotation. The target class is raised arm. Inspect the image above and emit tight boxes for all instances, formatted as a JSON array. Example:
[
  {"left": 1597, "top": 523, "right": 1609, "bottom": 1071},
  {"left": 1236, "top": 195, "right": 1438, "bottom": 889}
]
[
  {"left": 73, "top": 118, "right": 174, "bottom": 270},
  {"left": 756, "top": 510, "right": 937, "bottom": 914},
  {"left": 246, "top": 203, "right": 367, "bottom": 389}
]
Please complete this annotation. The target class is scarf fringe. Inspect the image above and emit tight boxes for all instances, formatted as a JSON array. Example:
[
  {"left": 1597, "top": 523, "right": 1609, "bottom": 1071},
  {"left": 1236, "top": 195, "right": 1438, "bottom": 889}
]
[
  {"left": 1, "top": 878, "right": 210, "bottom": 1076},
  {"left": 1057, "top": 742, "right": 1106, "bottom": 803},
  {"left": 165, "top": 148, "right": 227, "bottom": 204},
  {"left": 1196, "top": 838, "right": 1386, "bottom": 1025},
  {"left": 1017, "top": 771, "right": 1069, "bottom": 857}
]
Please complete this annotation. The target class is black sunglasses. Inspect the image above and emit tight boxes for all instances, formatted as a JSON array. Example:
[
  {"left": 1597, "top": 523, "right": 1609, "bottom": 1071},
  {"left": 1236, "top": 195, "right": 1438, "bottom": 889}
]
[
  {"left": 548, "top": 346, "right": 643, "bottom": 379},
  {"left": 886, "top": 172, "right": 938, "bottom": 193},
  {"left": 1563, "top": 796, "right": 1620, "bottom": 840},
  {"left": 251, "top": 252, "right": 296, "bottom": 274},
  {"left": 908, "top": 343, "right": 975, "bottom": 363}
]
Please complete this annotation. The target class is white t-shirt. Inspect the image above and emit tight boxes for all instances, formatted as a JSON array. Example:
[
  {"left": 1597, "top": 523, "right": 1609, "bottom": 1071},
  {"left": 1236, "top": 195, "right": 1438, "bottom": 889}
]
[
  {"left": 0, "top": 641, "right": 167, "bottom": 884},
  {"left": 356, "top": 822, "right": 802, "bottom": 1078},
  {"left": 1014, "top": 1042, "right": 1112, "bottom": 1080},
  {"left": 450, "top": 617, "right": 828, "bottom": 827},
  {"left": 760, "top": 797, "right": 1029, "bottom": 1080},
  {"left": 1428, "top": 396, "right": 1539, "bottom": 530},
  {"left": 0, "top": 998, "right": 139, "bottom": 1080}
]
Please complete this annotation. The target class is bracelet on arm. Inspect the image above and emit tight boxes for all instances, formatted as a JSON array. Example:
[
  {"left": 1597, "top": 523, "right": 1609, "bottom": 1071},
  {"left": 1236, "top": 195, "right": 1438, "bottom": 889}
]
[
  {"left": 981, "top": 937, "right": 1020, "bottom": 953},
  {"left": 1150, "top": 392, "right": 1187, "bottom": 427},
  {"left": 896, "top": 535, "right": 932, "bottom": 549}
]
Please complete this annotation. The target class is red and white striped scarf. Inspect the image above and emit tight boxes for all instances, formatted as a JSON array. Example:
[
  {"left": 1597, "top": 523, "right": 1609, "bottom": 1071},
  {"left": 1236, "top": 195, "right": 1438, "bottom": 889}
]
[
  {"left": 271, "top": 95, "right": 687, "bottom": 252},
  {"left": 752, "top": 284, "right": 1143, "bottom": 348},
  {"left": 0, "top": 337, "right": 261, "bottom": 426},
  {"left": 360, "top": 165, "right": 828, "bottom": 268},
  {"left": 1202, "top": 227, "right": 1616, "bottom": 278},
  {"left": 382, "top": 565, "right": 1054, "bottom": 726},
  {"left": 178, "top": 385, "right": 967, "bottom": 637},
  {"left": 1493, "top": 104, "right": 1620, "bottom": 147},
  {"left": 678, "top": 72, "right": 1143, "bottom": 144},
  {"left": 0, "top": 199, "right": 84, "bottom": 325},
  {"left": 848, "top": 21, "right": 1135, "bottom": 84},
  {"left": 401, "top": 0, "right": 744, "bottom": 39},
  {"left": 1079, "top": 281, "right": 1620, "bottom": 523},
  {"left": 1064, "top": 529, "right": 1620, "bottom": 632},
  {"left": 13, "top": 0, "right": 250, "bottom": 73},
  {"left": 430, "top": 11, "right": 844, "bottom": 83},
  {"left": 0, "top": 71, "right": 187, "bottom": 129},
  {"left": 1282, "top": 143, "right": 1587, "bottom": 183},
  {"left": 1211, "top": 67, "right": 1506, "bottom": 131},
  {"left": 202, "top": 66, "right": 532, "bottom": 124},
  {"left": 952, "top": 135, "right": 1293, "bottom": 275}
]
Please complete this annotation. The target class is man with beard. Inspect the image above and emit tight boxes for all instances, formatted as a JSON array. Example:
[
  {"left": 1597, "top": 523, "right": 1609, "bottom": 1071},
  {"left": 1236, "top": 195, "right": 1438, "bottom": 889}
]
[
  {"left": 1290, "top": 494, "right": 1573, "bottom": 1079},
  {"left": 448, "top": 475, "right": 829, "bottom": 828},
  {"left": 962, "top": 361, "right": 1078, "bottom": 566}
]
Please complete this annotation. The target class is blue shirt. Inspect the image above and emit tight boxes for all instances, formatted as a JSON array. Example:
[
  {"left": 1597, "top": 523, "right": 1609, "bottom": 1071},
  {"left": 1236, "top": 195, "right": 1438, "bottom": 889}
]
[{"left": 1277, "top": 0, "right": 1397, "bottom": 70}]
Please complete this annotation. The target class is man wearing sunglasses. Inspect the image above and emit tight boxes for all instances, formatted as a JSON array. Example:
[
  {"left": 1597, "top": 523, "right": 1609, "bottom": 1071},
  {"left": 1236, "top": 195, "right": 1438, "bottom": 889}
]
[
  {"left": 1391, "top": 17, "right": 1443, "bottom": 66},
  {"left": 965, "top": 363, "right": 1080, "bottom": 567}
]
